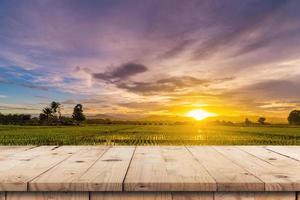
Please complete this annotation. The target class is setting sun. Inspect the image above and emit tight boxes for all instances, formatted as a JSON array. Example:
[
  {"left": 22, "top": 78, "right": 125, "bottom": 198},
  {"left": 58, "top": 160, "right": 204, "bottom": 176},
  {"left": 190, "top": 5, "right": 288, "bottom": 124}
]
[{"left": 186, "top": 109, "right": 216, "bottom": 121}]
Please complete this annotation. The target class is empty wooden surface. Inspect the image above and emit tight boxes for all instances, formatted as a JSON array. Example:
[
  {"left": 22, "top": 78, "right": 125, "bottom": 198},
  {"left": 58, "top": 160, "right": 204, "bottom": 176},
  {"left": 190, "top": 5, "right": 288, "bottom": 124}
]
[
  {"left": 188, "top": 146, "right": 264, "bottom": 191},
  {"left": 91, "top": 192, "right": 172, "bottom": 200},
  {"left": 5, "top": 192, "right": 296, "bottom": 200},
  {"left": 214, "top": 146, "right": 300, "bottom": 191},
  {"left": 29, "top": 146, "right": 108, "bottom": 191},
  {"left": 76, "top": 146, "right": 135, "bottom": 191},
  {"left": 214, "top": 192, "right": 295, "bottom": 200},
  {"left": 125, "top": 146, "right": 216, "bottom": 191},
  {"left": 0, "top": 146, "right": 300, "bottom": 192},
  {"left": 6, "top": 192, "right": 89, "bottom": 200}
]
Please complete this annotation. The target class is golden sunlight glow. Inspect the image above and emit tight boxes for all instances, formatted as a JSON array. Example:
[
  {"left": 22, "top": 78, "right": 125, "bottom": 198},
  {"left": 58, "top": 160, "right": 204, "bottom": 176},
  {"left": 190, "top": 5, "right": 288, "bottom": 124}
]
[{"left": 186, "top": 109, "right": 216, "bottom": 121}]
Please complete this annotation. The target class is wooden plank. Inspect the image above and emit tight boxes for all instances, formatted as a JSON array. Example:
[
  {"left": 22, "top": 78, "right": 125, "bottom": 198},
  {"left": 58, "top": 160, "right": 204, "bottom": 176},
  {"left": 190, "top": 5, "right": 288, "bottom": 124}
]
[
  {"left": 0, "top": 193, "right": 4, "bottom": 200},
  {"left": 214, "top": 192, "right": 295, "bottom": 200},
  {"left": 91, "top": 192, "right": 172, "bottom": 200},
  {"left": 124, "top": 146, "right": 216, "bottom": 191},
  {"left": 0, "top": 146, "right": 57, "bottom": 173},
  {"left": 239, "top": 146, "right": 300, "bottom": 168},
  {"left": 188, "top": 146, "right": 264, "bottom": 191},
  {"left": 0, "top": 146, "right": 34, "bottom": 157},
  {"left": 6, "top": 192, "right": 89, "bottom": 200},
  {"left": 0, "top": 146, "right": 82, "bottom": 191},
  {"left": 29, "top": 146, "right": 108, "bottom": 191},
  {"left": 172, "top": 192, "right": 214, "bottom": 200},
  {"left": 239, "top": 146, "right": 300, "bottom": 191},
  {"left": 214, "top": 146, "right": 300, "bottom": 191},
  {"left": 266, "top": 146, "right": 300, "bottom": 161},
  {"left": 75, "top": 146, "right": 135, "bottom": 191}
]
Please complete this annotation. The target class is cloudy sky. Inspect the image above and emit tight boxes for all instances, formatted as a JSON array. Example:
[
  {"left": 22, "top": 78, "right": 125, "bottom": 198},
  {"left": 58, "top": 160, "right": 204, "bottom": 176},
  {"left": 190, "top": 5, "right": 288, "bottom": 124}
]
[{"left": 0, "top": 0, "right": 300, "bottom": 120}]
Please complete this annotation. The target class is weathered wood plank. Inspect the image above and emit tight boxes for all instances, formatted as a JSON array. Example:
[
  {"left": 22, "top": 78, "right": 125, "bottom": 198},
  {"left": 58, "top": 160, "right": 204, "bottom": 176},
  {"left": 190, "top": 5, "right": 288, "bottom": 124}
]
[
  {"left": 239, "top": 146, "right": 300, "bottom": 191},
  {"left": 0, "top": 146, "right": 57, "bottom": 174},
  {"left": 172, "top": 192, "right": 214, "bottom": 200},
  {"left": 266, "top": 146, "right": 300, "bottom": 161},
  {"left": 239, "top": 146, "right": 300, "bottom": 167},
  {"left": 124, "top": 146, "right": 216, "bottom": 191},
  {"left": 214, "top": 146, "right": 300, "bottom": 191},
  {"left": 188, "top": 146, "right": 264, "bottom": 191},
  {"left": 29, "top": 146, "right": 108, "bottom": 191},
  {"left": 91, "top": 192, "right": 172, "bottom": 200},
  {"left": 0, "top": 146, "right": 82, "bottom": 191},
  {"left": 214, "top": 192, "right": 295, "bottom": 200},
  {"left": 0, "top": 146, "right": 34, "bottom": 157},
  {"left": 0, "top": 193, "right": 4, "bottom": 200},
  {"left": 75, "top": 146, "right": 135, "bottom": 191},
  {"left": 6, "top": 192, "right": 89, "bottom": 200}
]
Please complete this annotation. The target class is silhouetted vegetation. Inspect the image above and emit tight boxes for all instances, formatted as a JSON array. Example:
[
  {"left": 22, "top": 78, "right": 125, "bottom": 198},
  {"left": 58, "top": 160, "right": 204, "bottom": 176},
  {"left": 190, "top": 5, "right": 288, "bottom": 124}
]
[
  {"left": 1, "top": 106, "right": 300, "bottom": 127},
  {"left": 245, "top": 118, "right": 252, "bottom": 126},
  {"left": 258, "top": 117, "right": 266, "bottom": 125},
  {"left": 72, "top": 104, "right": 86, "bottom": 125},
  {"left": 288, "top": 110, "right": 300, "bottom": 125},
  {"left": 0, "top": 113, "right": 32, "bottom": 125}
]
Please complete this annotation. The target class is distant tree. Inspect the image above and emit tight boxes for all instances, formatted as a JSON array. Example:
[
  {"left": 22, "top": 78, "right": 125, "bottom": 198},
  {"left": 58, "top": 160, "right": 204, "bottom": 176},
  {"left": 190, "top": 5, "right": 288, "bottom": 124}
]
[
  {"left": 288, "top": 110, "right": 300, "bottom": 125},
  {"left": 258, "top": 117, "right": 266, "bottom": 125},
  {"left": 72, "top": 104, "right": 86, "bottom": 124},
  {"left": 59, "top": 116, "right": 74, "bottom": 125},
  {"left": 39, "top": 113, "right": 47, "bottom": 122},
  {"left": 42, "top": 107, "right": 53, "bottom": 123},
  {"left": 50, "top": 101, "right": 62, "bottom": 118},
  {"left": 245, "top": 118, "right": 251, "bottom": 126},
  {"left": 0, "top": 113, "right": 31, "bottom": 125}
]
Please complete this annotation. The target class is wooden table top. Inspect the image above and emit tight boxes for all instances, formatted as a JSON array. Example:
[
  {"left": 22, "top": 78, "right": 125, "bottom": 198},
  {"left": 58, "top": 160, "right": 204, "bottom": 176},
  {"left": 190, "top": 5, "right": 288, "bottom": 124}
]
[{"left": 0, "top": 146, "right": 299, "bottom": 192}]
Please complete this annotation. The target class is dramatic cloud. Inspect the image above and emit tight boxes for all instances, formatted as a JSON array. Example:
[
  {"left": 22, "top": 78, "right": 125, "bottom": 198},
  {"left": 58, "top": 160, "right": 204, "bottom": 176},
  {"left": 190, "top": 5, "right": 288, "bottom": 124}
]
[
  {"left": 93, "top": 63, "right": 148, "bottom": 82},
  {"left": 0, "top": 0, "right": 300, "bottom": 119},
  {"left": 239, "top": 79, "right": 300, "bottom": 100},
  {"left": 190, "top": 0, "right": 289, "bottom": 60},
  {"left": 117, "top": 76, "right": 234, "bottom": 95}
]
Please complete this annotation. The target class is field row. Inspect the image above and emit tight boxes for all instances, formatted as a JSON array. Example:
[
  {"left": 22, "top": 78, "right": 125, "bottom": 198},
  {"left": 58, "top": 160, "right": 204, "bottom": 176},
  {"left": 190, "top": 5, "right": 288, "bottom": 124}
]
[{"left": 0, "top": 124, "right": 299, "bottom": 145}]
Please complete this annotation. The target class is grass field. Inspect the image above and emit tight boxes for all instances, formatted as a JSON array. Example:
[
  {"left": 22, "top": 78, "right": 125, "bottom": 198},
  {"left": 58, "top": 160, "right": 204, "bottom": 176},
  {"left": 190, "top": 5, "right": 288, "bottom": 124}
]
[{"left": 0, "top": 124, "right": 300, "bottom": 145}]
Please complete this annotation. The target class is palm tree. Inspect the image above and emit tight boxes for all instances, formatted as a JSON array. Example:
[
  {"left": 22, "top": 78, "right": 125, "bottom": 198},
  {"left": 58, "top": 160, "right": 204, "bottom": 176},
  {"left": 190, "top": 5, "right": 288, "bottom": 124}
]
[
  {"left": 42, "top": 107, "right": 53, "bottom": 123},
  {"left": 51, "top": 101, "right": 61, "bottom": 118}
]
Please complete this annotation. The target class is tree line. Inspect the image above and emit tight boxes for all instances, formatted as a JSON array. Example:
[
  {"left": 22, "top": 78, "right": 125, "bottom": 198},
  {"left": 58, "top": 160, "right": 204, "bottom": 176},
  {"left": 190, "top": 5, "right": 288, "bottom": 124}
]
[
  {"left": 0, "top": 101, "right": 85, "bottom": 125},
  {"left": 0, "top": 107, "right": 299, "bottom": 126},
  {"left": 243, "top": 110, "right": 300, "bottom": 126}
]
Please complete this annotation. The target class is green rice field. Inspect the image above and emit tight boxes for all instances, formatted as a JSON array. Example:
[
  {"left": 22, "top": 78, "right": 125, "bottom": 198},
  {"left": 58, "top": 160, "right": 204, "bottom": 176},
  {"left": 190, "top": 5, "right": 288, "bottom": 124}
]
[{"left": 0, "top": 124, "right": 300, "bottom": 145}]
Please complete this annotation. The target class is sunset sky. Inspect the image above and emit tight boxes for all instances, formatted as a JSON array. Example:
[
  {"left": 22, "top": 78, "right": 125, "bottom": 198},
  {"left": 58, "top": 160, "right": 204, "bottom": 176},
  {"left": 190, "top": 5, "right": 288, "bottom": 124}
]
[{"left": 0, "top": 0, "right": 300, "bottom": 120}]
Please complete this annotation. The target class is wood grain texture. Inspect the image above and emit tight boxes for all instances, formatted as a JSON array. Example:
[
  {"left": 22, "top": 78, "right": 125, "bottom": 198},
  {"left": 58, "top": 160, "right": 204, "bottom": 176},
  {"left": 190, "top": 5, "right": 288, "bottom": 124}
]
[
  {"left": 214, "top": 146, "right": 300, "bottom": 191},
  {"left": 266, "top": 146, "right": 300, "bottom": 161},
  {"left": 29, "top": 146, "right": 108, "bottom": 191},
  {"left": 239, "top": 146, "right": 300, "bottom": 167},
  {"left": 124, "top": 146, "right": 216, "bottom": 191},
  {"left": 76, "top": 146, "right": 135, "bottom": 191},
  {"left": 0, "top": 193, "right": 4, "bottom": 200},
  {"left": 0, "top": 146, "right": 81, "bottom": 191},
  {"left": 188, "top": 146, "right": 264, "bottom": 191},
  {"left": 239, "top": 146, "right": 300, "bottom": 191},
  {"left": 0, "top": 146, "right": 299, "bottom": 193},
  {"left": 91, "top": 192, "right": 172, "bottom": 200},
  {"left": 0, "top": 146, "right": 56, "bottom": 173},
  {"left": 6, "top": 192, "right": 89, "bottom": 200},
  {"left": 214, "top": 192, "right": 295, "bottom": 200},
  {"left": 172, "top": 192, "right": 214, "bottom": 200},
  {"left": 0, "top": 146, "right": 34, "bottom": 157}
]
